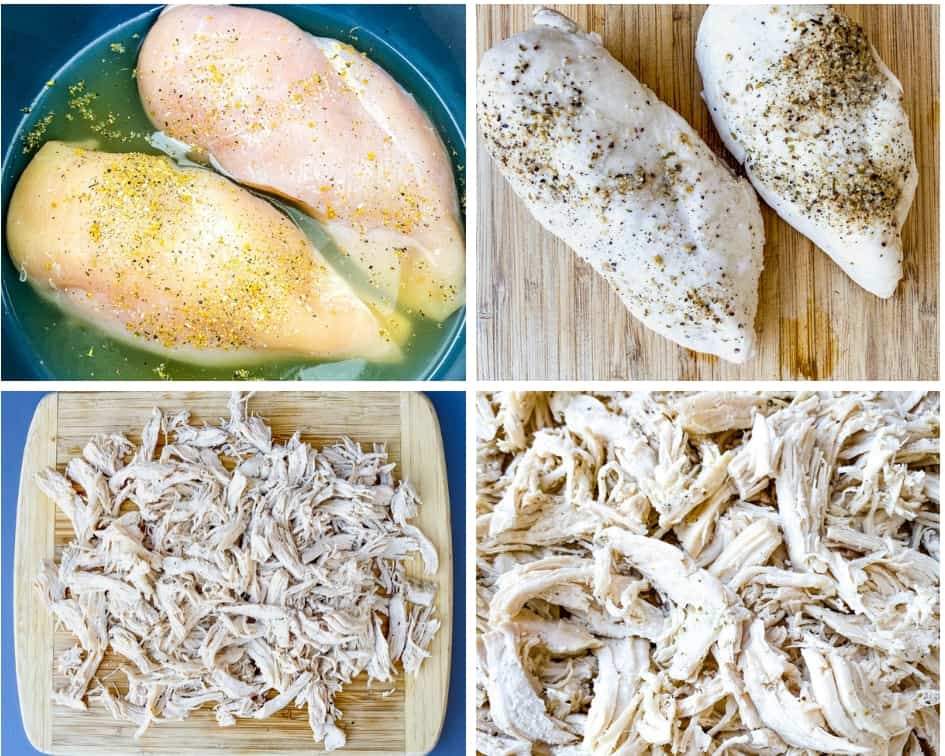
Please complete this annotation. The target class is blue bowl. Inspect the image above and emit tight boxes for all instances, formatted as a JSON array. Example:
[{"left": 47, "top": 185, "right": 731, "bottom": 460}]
[{"left": 1, "top": 4, "right": 466, "bottom": 380}]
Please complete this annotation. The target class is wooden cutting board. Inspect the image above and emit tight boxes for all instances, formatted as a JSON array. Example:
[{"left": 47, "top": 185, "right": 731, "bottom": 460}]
[
  {"left": 14, "top": 392, "right": 452, "bottom": 756},
  {"left": 477, "top": 4, "right": 940, "bottom": 380}
]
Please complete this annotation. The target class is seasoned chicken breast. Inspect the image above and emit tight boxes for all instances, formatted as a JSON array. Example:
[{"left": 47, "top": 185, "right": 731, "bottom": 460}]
[
  {"left": 478, "top": 8, "right": 764, "bottom": 363},
  {"left": 6, "top": 142, "right": 404, "bottom": 363},
  {"left": 137, "top": 4, "right": 465, "bottom": 321},
  {"left": 697, "top": 4, "right": 918, "bottom": 298}
]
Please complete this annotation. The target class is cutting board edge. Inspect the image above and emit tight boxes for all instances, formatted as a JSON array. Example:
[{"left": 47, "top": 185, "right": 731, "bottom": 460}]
[
  {"left": 14, "top": 392, "right": 58, "bottom": 756},
  {"left": 401, "top": 393, "right": 453, "bottom": 756}
]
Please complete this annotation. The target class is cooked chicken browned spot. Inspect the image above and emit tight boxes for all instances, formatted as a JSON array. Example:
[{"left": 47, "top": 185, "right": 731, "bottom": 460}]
[
  {"left": 477, "top": 391, "right": 939, "bottom": 755},
  {"left": 697, "top": 5, "right": 918, "bottom": 298},
  {"left": 478, "top": 8, "right": 765, "bottom": 363},
  {"left": 35, "top": 393, "right": 440, "bottom": 751}
]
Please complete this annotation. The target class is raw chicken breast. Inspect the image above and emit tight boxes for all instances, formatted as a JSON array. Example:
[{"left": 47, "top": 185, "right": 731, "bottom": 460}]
[
  {"left": 478, "top": 8, "right": 764, "bottom": 363},
  {"left": 6, "top": 142, "right": 404, "bottom": 363},
  {"left": 137, "top": 4, "right": 465, "bottom": 321},
  {"left": 697, "top": 4, "right": 918, "bottom": 298}
]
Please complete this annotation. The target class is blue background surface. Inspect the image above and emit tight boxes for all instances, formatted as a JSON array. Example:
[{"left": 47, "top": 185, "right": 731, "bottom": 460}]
[
  {"left": 1, "top": 390, "right": 466, "bottom": 755},
  {"left": 1, "top": 4, "right": 466, "bottom": 380}
]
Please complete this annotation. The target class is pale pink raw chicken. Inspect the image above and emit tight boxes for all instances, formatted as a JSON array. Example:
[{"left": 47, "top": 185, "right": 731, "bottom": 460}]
[{"left": 137, "top": 4, "right": 465, "bottom": 321}]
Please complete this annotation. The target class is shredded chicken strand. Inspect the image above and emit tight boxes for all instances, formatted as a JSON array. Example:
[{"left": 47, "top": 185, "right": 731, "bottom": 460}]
[
  {"left": 36, "top": 392, "right": 440, "bottom": 750},
  {"left": 477, "top": 391, "right": 940, "bottom": 756}
]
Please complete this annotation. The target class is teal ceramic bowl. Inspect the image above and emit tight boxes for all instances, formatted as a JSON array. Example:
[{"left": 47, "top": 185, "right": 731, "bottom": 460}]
[{"left": 1, "top": 4, "right": 466, "bottom": 380}]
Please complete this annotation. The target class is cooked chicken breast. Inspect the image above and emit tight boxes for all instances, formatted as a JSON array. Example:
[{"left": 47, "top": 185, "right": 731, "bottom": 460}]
[
  {"left": 697, "top": 4, "right": 918, "bottom": 298},
  {"left": 478, "top": 8, "right": 764, "bottom": 363},
  {"left": 6, "top": 142, "right": 404, "bottom": 363},
  {"left": 137, "top": 4, "right": 465, "bottom": 321}
]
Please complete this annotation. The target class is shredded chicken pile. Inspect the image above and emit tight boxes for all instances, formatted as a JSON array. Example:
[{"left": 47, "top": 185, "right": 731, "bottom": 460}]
[
  {"left": 36, "top": 393, "right": 440, "bottom": 751},
  {"left": 477, "top": 392, "right": 940, "bottom": 755}
]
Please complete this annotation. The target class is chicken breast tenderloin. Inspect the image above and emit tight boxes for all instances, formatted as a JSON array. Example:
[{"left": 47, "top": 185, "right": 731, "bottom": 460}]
[
  {"left": 697, "top": 5, "right": 918, "bottom": 298},
  {"left": 478, "top": 8, "right": 764, "bottom": 363}
]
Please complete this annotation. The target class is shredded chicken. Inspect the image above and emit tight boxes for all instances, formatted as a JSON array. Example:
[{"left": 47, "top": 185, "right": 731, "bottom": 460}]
[
  {"left": 477, "top": 391, "right": 939, "bottom": 755},
  {"left": 36, "top": 393, "right": 440, "bottom": 750}
]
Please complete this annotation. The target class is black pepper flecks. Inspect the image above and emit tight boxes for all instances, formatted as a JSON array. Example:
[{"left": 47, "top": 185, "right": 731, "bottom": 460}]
[
  {"left": 721, "top": 8, "right": 912, "bottom": 239},
  {"left": 478, "top": 13, "right": 764, "bottom": 360}
]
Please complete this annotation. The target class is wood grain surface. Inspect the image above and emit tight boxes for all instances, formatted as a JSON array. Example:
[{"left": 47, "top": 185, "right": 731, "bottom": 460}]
[
  {"left": 476, "top": 4, "right": 939, "bottom": 380},
  {"left": 14, "top": 392, "right": 451, "bottom": 755}
]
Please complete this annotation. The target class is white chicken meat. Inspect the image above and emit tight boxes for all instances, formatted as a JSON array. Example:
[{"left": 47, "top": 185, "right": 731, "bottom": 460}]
[
  {"left": 478, "top": 8, "right": 765, "bottom": 363},
  {"left": 696, "top": 4, "right": 918, "bottom": 298},
  {"left": 34, "top": 393, "right": 440, "bottom": 751},
  {"left": 476, "top": 390, "right": 940, "bottom": 755}
]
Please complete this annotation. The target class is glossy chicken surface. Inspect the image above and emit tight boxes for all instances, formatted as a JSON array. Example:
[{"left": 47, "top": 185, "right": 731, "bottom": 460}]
[
  {"left": 137, "top": 4, "right": 465, "bottom": 321},
  {"left": 6, "top": 142, "right": 404, "bottom": 362}
]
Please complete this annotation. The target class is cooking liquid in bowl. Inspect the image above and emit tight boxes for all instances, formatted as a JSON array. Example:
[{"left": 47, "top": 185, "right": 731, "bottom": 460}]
[{"left": 1, "top": 7, "right": 465, "bottom": 380}]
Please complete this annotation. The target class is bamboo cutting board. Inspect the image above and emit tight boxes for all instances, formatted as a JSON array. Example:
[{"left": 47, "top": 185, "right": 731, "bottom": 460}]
[
  {"left": 14, "top": 392, "right": 452, "bottom": 756},
  {"left": 477, "top": 4, "right": 940, "bottom": 380}
]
